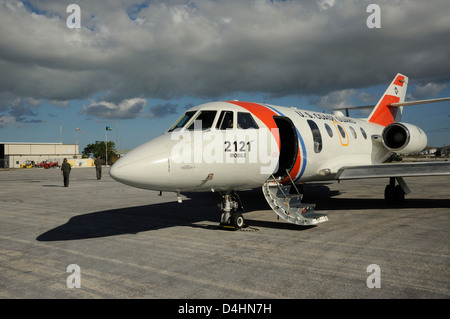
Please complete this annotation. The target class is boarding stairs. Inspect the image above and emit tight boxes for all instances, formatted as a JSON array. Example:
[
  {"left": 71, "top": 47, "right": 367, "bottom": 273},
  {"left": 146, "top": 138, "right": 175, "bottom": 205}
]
[{"left": 262, "top": 173, "right": 328, "bottom": 226}]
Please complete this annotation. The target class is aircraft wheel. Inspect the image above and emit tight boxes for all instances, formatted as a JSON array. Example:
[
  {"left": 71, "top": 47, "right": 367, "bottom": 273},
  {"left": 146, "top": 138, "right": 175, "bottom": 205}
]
[
  {"left": 231, "top": 212, "right": 244, "bottom": 229},
  {"left": 384, "top": 184, "right": 394, "bottom": 203},
  {"left": 393, "top": 185, "right": 405, "bottom": 204}
]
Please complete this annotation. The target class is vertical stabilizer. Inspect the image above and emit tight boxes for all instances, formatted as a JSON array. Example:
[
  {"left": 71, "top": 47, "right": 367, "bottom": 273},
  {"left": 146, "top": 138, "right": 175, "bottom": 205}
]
[{"left": 368, "top": 74, "right": 408, "bottom": 126}]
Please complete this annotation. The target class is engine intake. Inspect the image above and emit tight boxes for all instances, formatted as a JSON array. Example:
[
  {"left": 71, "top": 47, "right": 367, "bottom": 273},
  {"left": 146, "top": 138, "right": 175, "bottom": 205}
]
[{"left": 382, "top": 122, "right": 427, "bottom": 154}]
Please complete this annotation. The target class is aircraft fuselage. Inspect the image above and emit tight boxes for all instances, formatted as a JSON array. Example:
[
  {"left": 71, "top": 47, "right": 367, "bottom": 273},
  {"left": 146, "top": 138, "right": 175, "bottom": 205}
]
[{"left": 110, "top": 101, "right": 390, "bottom": 192}]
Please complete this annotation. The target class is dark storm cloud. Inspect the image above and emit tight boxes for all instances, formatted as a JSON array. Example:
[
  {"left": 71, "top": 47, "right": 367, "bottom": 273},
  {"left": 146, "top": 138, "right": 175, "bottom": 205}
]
[
  {"left": 147, "top": 103, "right": 179, "bottom": 118},
  {"left": 0, "top": 0, "right": 449, "bottom": 120}
]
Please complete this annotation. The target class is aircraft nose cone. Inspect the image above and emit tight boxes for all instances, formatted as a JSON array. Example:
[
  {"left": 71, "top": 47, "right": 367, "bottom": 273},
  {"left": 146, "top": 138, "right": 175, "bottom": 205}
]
[
  {"left": 109, "top": 139, "right": 170, "bottom": 190},
  {"left": 110, "top": 153, "right": 169, "bottom": 189},
  {"left": 109, "top": 158, "right": 128, "bottom": 183}
]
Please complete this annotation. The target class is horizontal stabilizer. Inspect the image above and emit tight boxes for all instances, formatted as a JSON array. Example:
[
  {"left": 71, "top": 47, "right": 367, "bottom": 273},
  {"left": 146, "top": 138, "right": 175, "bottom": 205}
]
[
  {"left": 390, "top": 97, "right": 450, "bottom": 107},
  {"left": 334, "top": 96, "right": 450, "bottom": 113}
]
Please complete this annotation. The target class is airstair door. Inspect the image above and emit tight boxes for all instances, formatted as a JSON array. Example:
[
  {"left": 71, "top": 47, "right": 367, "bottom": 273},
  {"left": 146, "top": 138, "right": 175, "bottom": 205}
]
[{"left": 273, "top": 116, "right": 298, "bottom": 179}]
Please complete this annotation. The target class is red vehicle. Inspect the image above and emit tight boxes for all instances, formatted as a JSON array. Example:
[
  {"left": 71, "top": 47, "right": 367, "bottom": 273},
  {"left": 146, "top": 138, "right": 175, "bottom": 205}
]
[{"left": 37, "top": 161, "right": 59, "bottom": 169}]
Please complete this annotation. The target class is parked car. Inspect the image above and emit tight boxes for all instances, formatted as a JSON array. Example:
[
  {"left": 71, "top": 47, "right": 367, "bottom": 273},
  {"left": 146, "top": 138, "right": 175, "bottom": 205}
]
[{"left": 37, "top": 161, "right": 59, "bottom": 169}]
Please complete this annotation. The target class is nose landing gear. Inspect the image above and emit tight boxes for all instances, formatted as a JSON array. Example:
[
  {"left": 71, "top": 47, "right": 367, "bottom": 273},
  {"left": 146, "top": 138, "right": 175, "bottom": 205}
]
[{"left": 219, "top": 192, "right": 245, "bottom": 229}]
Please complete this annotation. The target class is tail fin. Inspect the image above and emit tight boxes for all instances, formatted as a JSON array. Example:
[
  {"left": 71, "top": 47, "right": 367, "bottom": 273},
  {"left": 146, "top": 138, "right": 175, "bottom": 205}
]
[{"left": 368, "top": 73, "right": 408, "bottom": 126}]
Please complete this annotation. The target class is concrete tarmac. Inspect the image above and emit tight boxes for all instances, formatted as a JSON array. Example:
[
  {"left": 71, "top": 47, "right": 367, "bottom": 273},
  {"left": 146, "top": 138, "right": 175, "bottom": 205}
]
[{"left": 0, "top": 167, "right": 449, "bottom": 299}]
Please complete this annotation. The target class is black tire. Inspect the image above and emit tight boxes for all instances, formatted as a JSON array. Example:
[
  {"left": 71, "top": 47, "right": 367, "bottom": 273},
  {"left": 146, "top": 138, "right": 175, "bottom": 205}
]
[
  {"left": 393, "top": 185, "right": 405, "bottom": 204},
  {"left": 231, "top": 212, "right": 244, "bottom": 229},
  {"left": 384, "top": 184, "right": 394, "bottom": 203}
]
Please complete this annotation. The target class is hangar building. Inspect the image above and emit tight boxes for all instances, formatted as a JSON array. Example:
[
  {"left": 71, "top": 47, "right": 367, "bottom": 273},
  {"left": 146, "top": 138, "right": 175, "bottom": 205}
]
[{"left": 0, "top": 142, "right": 80, "bottom": 168}]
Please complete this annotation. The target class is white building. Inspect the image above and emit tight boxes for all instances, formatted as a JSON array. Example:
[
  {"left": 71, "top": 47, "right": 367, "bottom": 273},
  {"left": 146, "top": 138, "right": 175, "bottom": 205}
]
[{"left": 0, "top": 142, "right": 80, "bottom": 168}]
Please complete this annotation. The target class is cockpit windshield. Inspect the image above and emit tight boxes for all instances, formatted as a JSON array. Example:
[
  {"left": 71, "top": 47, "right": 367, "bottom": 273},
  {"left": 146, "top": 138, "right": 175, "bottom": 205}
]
[
  {"left": 167, "top": 111, "right": 196, "bottom": 132},
  {"left": 187, "top": 111, "right": 217, "bottom": 130}
]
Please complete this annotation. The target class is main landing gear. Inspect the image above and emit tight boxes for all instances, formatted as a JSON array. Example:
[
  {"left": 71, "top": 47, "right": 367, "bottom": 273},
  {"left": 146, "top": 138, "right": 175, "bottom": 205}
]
[
  {"left": 384, "top": 177, "right": 410, "bottom": 204},
  {"left": 219, "top": 192, "right": 245, "bottom": 229}
]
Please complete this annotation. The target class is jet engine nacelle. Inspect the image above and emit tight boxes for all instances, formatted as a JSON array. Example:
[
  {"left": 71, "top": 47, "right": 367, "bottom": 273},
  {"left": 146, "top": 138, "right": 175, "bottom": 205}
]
[{"left": 382, "top": 122, "right": 427, "bottom": 155}]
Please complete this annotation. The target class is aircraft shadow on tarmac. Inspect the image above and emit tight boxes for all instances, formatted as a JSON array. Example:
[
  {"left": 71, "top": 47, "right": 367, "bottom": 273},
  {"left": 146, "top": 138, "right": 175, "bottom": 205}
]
[
  {"left": 36, "top": 192, "right": 219, "bottom": 241},
  {"left": 302, "top": 184, "right": 450, "bottom": 210},
  {"left": 36, "top": 185, "right": 449, "bottom": 241}
]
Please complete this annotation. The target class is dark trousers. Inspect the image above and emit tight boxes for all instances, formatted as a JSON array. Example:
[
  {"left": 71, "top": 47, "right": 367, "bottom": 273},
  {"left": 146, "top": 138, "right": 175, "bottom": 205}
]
[
  {"left": 63, "top": 172, "right": 70, "bottom": 187},
  {"left": 96, "top": 167, "right": 102, "bottom": 180}
]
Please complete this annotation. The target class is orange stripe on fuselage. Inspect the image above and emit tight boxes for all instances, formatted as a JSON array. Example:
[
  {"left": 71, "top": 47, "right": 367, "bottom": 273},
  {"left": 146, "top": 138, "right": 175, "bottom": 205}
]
[
  {"left": 280, "top": 151, "right": 301, "bottom": 184},
  {"left": 227, "top": 101, "right": 303, "bottom": 183},
  {"left": 226, "top": 101, "right": 280, "bottom": 149}
]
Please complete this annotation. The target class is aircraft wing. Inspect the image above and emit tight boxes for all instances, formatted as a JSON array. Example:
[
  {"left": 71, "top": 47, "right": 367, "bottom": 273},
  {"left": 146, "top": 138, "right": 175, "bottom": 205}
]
[{"left": 335, "top": 161, "right": 450, "bottom": 180}]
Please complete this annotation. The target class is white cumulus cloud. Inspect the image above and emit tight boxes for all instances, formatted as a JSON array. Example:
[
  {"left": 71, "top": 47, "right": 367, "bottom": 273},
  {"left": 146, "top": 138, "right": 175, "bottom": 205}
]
[{"left": 80, "top": 98, "right": 147, "bottom": 119}]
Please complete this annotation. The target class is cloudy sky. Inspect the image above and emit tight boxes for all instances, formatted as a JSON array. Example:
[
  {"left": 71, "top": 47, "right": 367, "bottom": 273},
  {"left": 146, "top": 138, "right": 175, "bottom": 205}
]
[{"left": 0, "top": 0, "right": 449, "bottom": 151}]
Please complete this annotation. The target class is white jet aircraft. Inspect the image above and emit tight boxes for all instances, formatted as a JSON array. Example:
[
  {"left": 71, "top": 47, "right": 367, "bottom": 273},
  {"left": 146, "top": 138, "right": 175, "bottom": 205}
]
[{"left": 110, "top": 74, "right": 450, "bottom": 229}]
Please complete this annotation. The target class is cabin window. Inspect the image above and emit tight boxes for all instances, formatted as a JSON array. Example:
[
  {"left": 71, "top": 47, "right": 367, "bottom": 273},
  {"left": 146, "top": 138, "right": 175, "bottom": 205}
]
[
  {"left": 349, "top": 126, "right": 357, "bottom": 139},
  {"left": 216, "top": 111, "right": 234, "bottom": 129},
  {"left": 237, "top": 112, "right": 259, "bottom": 129},
  {"left": 324, "top": 123, "right": 333, "bottom": 137},
  {"left": 337, "top": 125, "right": 346, "bottom": 138},
  {"left": 168, "top": 111, "right": 196, "bottom": 132},
  {"left": 187, "top": 110, "right": 217, "bottom": 130},
  {"left": 307, "top": 120, "right": 322, "bottom": 153},
  {"left": 360, "top": 127, "right": 367, "bottom": 139}
]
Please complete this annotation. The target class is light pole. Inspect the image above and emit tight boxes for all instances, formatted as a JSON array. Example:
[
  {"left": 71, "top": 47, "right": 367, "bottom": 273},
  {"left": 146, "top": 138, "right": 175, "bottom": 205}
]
[{"left": 106, "top": 126, "right": 111, "bottom": 166}]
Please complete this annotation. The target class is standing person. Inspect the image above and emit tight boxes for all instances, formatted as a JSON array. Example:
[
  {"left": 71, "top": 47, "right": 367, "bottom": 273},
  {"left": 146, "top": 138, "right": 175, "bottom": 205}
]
[
  {"left": 61, "top": 158, "right": 71, "bottom": 187},
  {"left": 94, "top": 157, "right": 102, "bottom": 180}
]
